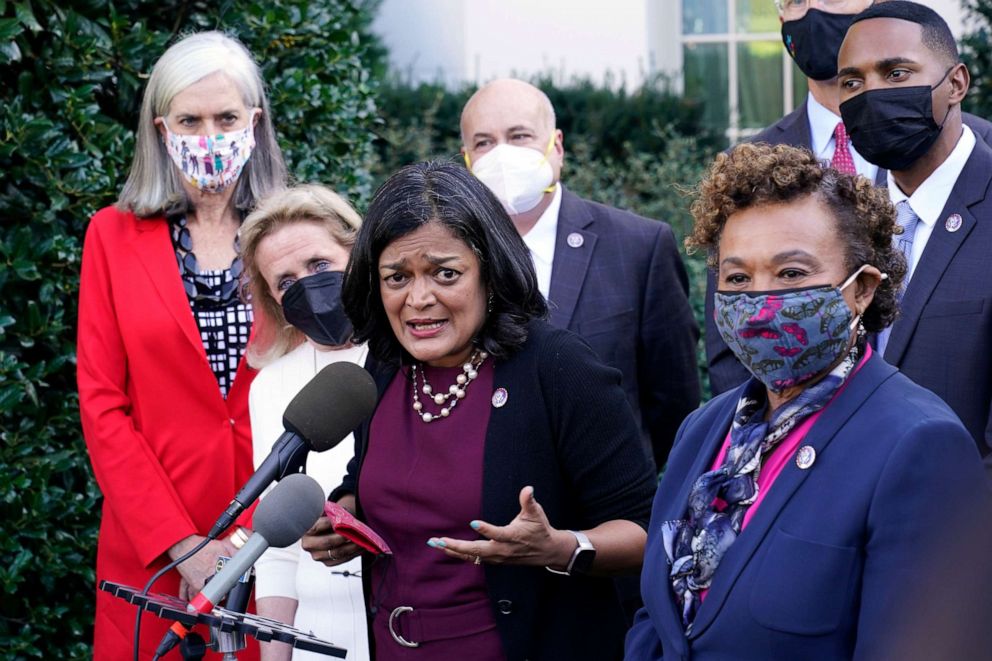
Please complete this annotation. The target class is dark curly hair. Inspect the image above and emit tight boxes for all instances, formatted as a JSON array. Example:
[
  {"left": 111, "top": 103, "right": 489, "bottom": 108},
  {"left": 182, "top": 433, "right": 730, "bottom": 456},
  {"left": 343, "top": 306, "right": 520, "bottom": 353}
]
[
  {"left": 343, "top": 160, "right": 548, "bottom": 365},
  {"left": 688, "top": 142, "right": 906, "bottom": 332}
]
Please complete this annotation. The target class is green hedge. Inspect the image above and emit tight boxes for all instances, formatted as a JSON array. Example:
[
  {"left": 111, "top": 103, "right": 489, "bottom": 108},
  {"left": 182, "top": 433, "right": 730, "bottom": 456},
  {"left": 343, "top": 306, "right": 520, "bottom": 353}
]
[
  {"left": 0, "top": 1, "right": 379, "bottom": 657},
  {"left": 962, "top": 0, "right": 992, "bottom": 118}
]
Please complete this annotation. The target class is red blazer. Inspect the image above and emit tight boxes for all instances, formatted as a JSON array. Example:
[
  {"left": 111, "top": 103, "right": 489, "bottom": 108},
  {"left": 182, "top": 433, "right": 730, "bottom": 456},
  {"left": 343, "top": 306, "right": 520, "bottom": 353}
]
[{"left": 77, "top": 206, "right": 259, "bottom": 659}]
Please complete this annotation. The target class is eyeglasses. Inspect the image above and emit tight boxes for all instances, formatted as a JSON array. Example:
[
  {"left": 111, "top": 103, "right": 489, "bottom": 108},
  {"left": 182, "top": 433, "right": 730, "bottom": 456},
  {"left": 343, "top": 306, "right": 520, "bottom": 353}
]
[{"left": 774, "top": 0, "right": 868, "bottom": 20}]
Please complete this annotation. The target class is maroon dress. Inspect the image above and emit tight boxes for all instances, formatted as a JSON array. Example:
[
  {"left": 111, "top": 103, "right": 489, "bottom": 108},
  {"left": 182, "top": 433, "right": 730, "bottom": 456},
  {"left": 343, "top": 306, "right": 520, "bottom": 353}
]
[{"left": 359, "top": 360, "right": 506, "bottom": 660}]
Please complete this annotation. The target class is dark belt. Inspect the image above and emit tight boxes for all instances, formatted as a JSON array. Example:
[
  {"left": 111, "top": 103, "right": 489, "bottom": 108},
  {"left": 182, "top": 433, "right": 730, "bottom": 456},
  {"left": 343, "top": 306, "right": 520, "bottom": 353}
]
[{"left": 384, "top": 600, "right": 496, "bottom": 648}]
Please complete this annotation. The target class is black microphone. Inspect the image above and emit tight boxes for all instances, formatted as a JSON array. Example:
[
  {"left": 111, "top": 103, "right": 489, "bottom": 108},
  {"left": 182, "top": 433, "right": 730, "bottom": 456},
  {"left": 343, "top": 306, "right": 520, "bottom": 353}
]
[
  {"left": 208, "top": 361, "right": 377, "bottom": 539},
  {"left": 155, "top": 473, "right": 325, "bottom": 658}
]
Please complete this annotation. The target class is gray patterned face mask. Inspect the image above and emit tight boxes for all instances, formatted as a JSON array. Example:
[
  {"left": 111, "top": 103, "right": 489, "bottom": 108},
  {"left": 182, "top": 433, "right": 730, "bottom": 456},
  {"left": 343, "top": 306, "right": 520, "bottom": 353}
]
[{"left": 714, "top": 266, "right": 865, "bottom": 393}]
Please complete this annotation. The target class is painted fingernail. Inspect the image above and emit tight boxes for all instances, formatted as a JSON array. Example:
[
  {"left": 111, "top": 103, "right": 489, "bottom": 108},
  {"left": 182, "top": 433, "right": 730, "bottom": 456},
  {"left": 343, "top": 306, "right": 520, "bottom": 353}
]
[
  {"left": 436, "top": 539, "right": 447, "bottom": 548},
  {"left": 470, "top": 520, "right": 481, "bottom": 530},
  {"left": 426, "top": 539, "right": 437, "bottom": 548}
]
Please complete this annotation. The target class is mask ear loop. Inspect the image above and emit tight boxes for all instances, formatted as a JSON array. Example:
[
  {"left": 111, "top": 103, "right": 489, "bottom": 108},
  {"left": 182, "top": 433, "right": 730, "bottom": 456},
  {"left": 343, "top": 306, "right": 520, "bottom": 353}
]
[
  {"left": 841, "top": 264, "right": 870, "bottom": 332},
  {"left": 540, "top": 132, "right": 557, "bottom": 194}
]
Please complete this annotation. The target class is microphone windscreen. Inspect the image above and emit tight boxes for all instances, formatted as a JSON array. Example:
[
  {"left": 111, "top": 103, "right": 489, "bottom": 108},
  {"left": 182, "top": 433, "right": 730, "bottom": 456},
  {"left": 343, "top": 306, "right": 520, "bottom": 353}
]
[
  {"left": 253, "top": 473, "right": 325, "bottom": 547},
  {"left": 282, "top": 361, "right": 378, "bottom": 452}
]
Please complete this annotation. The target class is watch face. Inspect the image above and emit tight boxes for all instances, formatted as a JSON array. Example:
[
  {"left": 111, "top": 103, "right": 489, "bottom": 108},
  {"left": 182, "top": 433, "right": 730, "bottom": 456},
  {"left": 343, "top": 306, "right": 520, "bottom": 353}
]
[{"left": 571, "top": 547, "right": 596, "bottom": 574}]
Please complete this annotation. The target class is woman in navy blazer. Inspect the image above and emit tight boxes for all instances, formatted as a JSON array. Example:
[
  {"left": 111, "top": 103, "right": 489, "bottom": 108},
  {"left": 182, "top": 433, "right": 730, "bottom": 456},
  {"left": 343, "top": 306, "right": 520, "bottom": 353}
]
[{"left": 626, "top": 143, "right": 992, "bottom": 660}]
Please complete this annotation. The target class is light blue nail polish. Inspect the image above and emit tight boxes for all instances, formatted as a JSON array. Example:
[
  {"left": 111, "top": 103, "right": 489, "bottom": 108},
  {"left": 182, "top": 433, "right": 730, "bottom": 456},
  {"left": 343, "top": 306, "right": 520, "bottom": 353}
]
[
  {"left": 435, "top": 539, "right": 447, "bottom": 548},
  {"left": 470, "top": 520, "right": 481, "bottom": 530},
  {"left": 426, "top": 539, "right": 437, "bottom": 548}
]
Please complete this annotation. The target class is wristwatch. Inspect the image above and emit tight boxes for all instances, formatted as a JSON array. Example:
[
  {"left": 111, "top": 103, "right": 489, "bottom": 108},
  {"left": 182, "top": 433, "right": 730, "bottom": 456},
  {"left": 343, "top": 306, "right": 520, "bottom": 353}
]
[{"left": 546, "top": 530, "right": 596, "bottom": 576}]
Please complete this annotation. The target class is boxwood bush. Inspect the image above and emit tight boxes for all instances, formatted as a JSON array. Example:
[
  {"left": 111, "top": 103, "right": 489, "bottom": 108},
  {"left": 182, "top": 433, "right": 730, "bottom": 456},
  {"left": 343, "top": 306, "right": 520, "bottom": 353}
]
[{"left": 0, "top": 1, "right": 379, "bottom": 657}]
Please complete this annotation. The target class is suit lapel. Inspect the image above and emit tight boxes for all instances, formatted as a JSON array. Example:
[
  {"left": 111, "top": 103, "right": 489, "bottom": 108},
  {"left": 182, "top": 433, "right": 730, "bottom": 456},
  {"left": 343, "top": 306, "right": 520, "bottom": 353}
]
[
  {"left": 776, "top": 105, "right": 812, "bottom": 149},
  {"left": 883, "top": 143, "right": 992, "bottom": 366},
  {"left": 547, "top": 189, "right": 597, "bottom": 329},
  {"left": 688, "top": 355, "right": 897, "bottom": 639},
  {"left": 129, "top": 218, "right": 206, "bottom": 360},
  {"left": 652, "top": 392, "right": 742, "bottom": 651}
]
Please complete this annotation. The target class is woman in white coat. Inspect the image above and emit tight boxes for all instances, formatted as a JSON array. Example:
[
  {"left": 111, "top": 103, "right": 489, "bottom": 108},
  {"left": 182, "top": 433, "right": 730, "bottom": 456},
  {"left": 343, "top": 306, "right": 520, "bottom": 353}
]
[{"left": 241, "top": 184, "right": 370, "bottom": 661}]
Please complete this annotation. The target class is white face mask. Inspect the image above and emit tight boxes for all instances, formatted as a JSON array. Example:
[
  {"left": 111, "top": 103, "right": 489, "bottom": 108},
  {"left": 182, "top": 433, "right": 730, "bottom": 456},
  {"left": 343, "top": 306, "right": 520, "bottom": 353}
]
[{"left": 466, "top": 135, "right": 556, "bottom": 215}]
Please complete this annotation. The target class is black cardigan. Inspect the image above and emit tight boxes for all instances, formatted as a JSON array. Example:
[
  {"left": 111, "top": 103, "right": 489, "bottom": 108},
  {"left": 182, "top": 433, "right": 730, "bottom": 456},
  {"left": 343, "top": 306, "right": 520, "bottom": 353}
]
[{"left": 334, "top": 319, "right": 658, "bottom": 660}]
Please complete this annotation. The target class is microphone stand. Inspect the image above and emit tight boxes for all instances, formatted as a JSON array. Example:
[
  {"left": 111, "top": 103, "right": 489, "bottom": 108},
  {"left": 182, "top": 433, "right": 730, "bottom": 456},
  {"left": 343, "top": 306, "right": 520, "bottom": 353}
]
[{"left": 211, "top": 557, "right": 255, "bottom": 660}]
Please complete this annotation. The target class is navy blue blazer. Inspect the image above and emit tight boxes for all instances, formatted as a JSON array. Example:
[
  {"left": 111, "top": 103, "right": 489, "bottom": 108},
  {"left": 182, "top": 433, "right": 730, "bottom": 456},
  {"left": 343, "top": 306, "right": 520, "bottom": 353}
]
[
  {"left": 882, "top": 133, "right": 992, "bottom": 465},
  {"left": 553, "top": 188, "right": 701, "bottom": 468},
  {"left": 625, "top": 353, "right": 992, "bottom": 660},
  {"left": 705, "top": 108, "right": 992, "bottom": 396}
]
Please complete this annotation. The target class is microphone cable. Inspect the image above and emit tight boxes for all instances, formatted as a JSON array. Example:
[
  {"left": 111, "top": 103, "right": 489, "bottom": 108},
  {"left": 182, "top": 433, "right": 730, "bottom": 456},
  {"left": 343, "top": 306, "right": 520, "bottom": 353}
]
[{"left": 133, "top": 535, "right": 213, "bottom": 661}]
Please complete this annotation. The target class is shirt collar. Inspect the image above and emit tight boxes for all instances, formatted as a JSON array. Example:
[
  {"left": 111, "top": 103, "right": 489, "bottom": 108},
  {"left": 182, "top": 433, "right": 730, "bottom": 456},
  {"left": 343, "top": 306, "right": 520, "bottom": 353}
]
[
  {"left": 805, "top": 92, "right": 841, "bottom": 160},
  {"left": 521, "top": 183, "right": 561, "bottom": 265},
  {"left": 886, "top": 125, "right": 976, "bottom": 227}
]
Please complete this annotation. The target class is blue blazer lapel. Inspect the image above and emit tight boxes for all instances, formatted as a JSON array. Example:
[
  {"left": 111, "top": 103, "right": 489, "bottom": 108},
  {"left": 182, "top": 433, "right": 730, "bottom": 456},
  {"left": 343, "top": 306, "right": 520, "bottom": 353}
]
[
  {"left": 883, "top": 143, "right": 992, "bottom": 366},
  {"left": 687, "top": 354, "right": 898, "bottom": 640},
  {"left": 652, "top": 391, "right": 742, "bottom": 651},
  {"left": 129, "top": 218, "right": 206, "bottom": 360},
  {"left": 548, "top": 188, "right": 597, "bottom": 329}
]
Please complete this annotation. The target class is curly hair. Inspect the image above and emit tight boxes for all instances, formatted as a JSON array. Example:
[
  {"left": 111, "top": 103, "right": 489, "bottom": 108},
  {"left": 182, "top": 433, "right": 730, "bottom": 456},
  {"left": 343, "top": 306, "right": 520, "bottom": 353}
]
[{"left": 688, "top": 142, "right": 907, "bottom": 332}]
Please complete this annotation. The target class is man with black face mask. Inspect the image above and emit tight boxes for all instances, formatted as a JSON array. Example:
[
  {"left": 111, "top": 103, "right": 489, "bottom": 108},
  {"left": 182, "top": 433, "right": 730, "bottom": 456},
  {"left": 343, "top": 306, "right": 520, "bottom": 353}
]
[
  {"left": 704, "top": 0, "right": 992, "bottom": 396},
  {"left": 837, "top": 0, "right": 992, "bottom": 470}
]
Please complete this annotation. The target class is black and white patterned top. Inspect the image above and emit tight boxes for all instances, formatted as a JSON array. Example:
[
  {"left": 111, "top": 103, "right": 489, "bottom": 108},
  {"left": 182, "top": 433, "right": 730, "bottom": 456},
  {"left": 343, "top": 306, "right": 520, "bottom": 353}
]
[{"left": 170, "top": 216, "right": 252, "bottom": 398}]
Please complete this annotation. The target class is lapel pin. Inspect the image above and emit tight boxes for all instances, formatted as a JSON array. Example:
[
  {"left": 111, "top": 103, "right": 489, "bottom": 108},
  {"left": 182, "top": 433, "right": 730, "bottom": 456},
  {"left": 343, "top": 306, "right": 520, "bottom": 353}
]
[
  {"left": 795, "top": 445, "right": 816, "bottom": 470},
  {"left": 491, "top": 387, "right": 508, "bottom": 408},
  {"left": 566, "top": 232, "right": 584, "bottom": 248},
  {"left": 945, "top": 214, "right": 962, "bottom": 232}
]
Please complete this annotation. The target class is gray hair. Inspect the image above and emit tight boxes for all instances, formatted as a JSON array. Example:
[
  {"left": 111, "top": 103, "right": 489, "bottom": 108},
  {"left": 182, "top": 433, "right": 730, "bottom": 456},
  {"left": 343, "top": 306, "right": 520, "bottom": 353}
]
[{"left": 117, "top": 31, "right": 287, "bottom": 218}]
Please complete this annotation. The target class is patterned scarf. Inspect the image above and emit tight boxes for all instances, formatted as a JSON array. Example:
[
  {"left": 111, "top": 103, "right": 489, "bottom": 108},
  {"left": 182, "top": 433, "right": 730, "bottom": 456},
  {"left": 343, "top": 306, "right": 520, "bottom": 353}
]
[{"left": 663, "top": 338, "right": 863, "bottom": 632}]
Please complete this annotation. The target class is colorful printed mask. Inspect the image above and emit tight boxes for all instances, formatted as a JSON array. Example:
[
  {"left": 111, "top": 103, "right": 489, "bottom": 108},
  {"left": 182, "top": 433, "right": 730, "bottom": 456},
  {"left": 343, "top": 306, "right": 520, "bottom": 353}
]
[
  {"left": 713, "top": 266, "right": 867, "bottom": 393},
  {"left": 161, "top": 118, "right": 256, "bottom": 193},
  {"left": 466, "top": 134, "right": 556, "bottom": 215}
]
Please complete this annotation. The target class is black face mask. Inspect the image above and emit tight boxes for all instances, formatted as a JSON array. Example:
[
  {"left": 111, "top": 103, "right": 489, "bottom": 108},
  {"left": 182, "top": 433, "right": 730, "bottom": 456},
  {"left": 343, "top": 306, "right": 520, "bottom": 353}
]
[
  {"left": 839, "top": 67, "right": 954, "bottom": 172},
  {"left": 281, "top": 270, "right": 353, "bottom": 347},
  {"left": 782, "top": 9, "right": 858, "bottom": 81}
]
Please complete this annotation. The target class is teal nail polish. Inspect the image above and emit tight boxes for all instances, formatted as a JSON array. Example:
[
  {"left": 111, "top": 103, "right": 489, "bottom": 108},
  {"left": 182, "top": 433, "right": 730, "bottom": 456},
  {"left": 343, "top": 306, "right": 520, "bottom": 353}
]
[
  {"left": 436, "top": 539, "right": 447, "bottom": 548},
  {"left": 470, "top": 520, "right": 481, "bottom": 530},
  {"left": 426, "top": 539, "right": 437, "bottom": 548}
]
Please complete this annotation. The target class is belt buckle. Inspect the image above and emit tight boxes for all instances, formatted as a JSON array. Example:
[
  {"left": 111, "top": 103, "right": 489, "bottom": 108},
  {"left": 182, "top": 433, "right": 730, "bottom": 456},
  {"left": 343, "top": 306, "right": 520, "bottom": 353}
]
[{"left": 388, "top": 606, "right": 420, "bottom": 648}]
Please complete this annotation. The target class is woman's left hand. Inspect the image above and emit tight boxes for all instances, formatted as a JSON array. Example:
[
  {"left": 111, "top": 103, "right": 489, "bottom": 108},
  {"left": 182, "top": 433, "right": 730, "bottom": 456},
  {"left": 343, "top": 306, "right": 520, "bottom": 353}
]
[{"left": 427, "top": 486, "right": 574, "bottom": 569}]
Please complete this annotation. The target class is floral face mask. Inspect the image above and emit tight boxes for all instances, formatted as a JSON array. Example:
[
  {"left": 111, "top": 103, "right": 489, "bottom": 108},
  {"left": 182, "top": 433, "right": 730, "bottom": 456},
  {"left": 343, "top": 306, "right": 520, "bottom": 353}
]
[{"left": 714, "top": 265, "right": 869, "bottom": 393}]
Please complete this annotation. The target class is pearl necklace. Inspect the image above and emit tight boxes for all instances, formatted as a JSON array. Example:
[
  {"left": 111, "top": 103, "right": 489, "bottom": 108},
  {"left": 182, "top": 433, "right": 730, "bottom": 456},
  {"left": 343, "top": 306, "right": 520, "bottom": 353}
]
[{"left": 410, "top": 350, "right": 488, "bottom": 423}]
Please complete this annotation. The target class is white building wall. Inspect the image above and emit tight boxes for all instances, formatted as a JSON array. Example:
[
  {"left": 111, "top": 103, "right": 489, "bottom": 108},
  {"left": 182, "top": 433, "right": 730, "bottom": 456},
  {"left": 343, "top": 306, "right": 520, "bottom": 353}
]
[{"left": 372, "top": 0, "right": 978, "bottom": 89}]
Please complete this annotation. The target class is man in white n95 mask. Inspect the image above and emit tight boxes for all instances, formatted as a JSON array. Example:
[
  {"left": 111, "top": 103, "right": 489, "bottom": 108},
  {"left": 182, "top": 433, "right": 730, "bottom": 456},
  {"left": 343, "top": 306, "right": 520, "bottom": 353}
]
[{"left": 460, "top": 78, "right": 701, "bottom": 476}]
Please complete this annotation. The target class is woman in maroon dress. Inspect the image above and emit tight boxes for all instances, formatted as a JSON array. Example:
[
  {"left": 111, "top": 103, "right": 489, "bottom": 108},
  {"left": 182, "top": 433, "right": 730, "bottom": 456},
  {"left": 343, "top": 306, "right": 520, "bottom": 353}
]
[{"left": 302, "top": 161, "right": 658, "bottom": 660}]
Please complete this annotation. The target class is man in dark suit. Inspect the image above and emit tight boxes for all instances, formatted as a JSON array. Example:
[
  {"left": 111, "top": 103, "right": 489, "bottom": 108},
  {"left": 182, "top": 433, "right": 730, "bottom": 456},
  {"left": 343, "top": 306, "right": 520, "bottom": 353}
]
[
  {"left": 837, "top": 0, "right": 992, "bottom": 466},
  {"left": 460, "top": 78, "right": 701, "bottom": 472},
  {"left": 705, "top": 0, "right": 992, "bottom": 395}
]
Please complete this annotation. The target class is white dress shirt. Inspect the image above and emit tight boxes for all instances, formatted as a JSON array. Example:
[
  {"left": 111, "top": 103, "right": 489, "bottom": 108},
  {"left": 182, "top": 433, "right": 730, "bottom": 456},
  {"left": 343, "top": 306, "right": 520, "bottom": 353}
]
[
  {"left": 806, "top": 92, "right": 879, "bottom": 182},
  {"left": 521, "top": 183, "right": 562, "bottom": 300},
  {"left": 886, "top": 125, "right": 976, "bottom": 280}
]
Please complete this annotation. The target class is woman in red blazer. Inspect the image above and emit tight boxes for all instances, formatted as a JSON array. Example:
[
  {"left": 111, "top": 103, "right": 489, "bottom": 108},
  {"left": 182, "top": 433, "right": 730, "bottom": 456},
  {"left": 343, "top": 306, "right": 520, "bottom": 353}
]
[{"left": 77, "top": 31, "right": 286, "bottom": 659}]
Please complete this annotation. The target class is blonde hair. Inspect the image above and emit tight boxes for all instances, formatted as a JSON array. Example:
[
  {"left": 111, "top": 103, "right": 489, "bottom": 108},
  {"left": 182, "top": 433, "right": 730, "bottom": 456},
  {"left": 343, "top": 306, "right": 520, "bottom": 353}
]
[
  {"left": 240, "top": 184, "right": 362, "bottom": 368},
  {"left": 117, "top": 31, "right": 287, "bottom": 217}
]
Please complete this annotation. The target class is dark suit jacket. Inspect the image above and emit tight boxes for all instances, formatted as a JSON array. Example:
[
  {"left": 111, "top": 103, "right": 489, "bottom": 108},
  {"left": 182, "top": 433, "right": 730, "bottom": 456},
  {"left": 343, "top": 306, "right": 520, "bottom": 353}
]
[
  {"left": 882, "top": 134, "right": 992, "bottom": 463},
  {"left": 553, "top": 188, "right": 701, "bottom": 467},
  {"left": 625, "top": 353, "right": 992, "bottom": 660},
  {"left": 336, "top": 320, "right": 657, "bottom": 661},
  {"left": 705, "top": 106, "right": 992, "bottom": 396}
]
